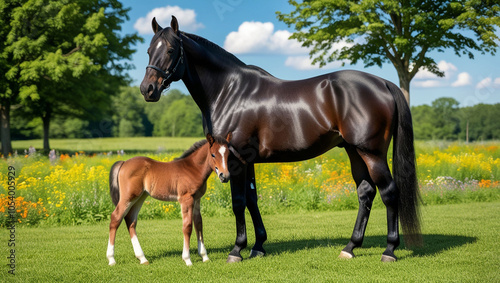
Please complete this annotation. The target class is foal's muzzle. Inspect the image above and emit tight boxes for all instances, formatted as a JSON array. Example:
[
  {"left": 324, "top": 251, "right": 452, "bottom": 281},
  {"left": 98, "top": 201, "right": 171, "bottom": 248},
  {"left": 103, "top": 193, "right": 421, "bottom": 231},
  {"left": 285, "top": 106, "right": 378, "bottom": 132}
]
[{"left": 215, "top": 167, "right": 230, "bottom": 183}]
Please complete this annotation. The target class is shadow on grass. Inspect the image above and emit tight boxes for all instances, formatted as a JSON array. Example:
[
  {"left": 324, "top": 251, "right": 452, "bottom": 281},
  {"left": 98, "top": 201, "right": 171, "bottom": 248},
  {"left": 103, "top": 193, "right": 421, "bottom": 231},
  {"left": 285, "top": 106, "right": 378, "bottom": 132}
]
[{"left": 147, "top": 234, "right": 476, "bottom": 262}]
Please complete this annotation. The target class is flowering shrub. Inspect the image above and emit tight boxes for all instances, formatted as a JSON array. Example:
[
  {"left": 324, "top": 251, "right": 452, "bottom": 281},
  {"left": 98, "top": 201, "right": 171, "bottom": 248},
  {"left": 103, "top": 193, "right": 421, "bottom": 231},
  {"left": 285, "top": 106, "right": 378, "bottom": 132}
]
[{"left": 1, "top": 142, "right": 499, "bottom": 226}]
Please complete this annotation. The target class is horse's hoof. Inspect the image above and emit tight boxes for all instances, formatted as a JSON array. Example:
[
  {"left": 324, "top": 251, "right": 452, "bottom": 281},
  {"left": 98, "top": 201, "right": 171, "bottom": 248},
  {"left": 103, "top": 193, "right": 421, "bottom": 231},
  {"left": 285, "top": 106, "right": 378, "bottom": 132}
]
[
  {"left": 249, "top": 250, "right": 265, "bottom": 258},
  {"left": 141, "top": 260, "right": 150, "bottom": 265},
  {"left": 381, "top": 255, "right": 397, "bottom": 262},
  {"left": 202, "top": 256, "right": 210, "bottom": 262},
  {"left": 338, "top": 251, "right": 354, "bottom": 259},
  {"left": 226, "top": 255, "right": 243, "bottom": 263},
  {"left": 108, "top": 261, "right": 116, "bottom": 266}
]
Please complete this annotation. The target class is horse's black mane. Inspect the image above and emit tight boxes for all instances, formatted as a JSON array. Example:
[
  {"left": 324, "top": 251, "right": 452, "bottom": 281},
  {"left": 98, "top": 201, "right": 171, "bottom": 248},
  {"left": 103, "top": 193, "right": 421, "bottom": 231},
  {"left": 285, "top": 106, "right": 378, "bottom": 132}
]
[
  {"left": 176, "top": 136, "right": 228, "bottom": 160},
  {"left": 181, "top": 31, "right": 246, "bottom": 67}
]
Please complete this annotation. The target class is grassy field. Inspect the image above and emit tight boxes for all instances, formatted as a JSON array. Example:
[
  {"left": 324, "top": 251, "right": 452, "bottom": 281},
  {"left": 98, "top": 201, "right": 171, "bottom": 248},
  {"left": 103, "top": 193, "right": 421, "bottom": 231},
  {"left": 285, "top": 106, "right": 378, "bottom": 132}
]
[
  {"left": 12, "top": 137, "right": 202, "bottom": 154},
  {"left": 1, "top": 202, "right": 498, "bottom": 281}
]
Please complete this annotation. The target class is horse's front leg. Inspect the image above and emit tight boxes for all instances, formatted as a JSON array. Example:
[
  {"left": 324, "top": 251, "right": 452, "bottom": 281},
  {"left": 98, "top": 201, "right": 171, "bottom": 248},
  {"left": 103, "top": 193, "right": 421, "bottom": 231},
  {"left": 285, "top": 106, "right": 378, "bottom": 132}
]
[
  {"left": 180, "top": 196, "right": 195, "bottom": 266},
  {"left": 245, "top": 163, "right": 267, "bottom": 258},
  {"left": 227, "top": 158, "right": 248, "bottom": 263}
]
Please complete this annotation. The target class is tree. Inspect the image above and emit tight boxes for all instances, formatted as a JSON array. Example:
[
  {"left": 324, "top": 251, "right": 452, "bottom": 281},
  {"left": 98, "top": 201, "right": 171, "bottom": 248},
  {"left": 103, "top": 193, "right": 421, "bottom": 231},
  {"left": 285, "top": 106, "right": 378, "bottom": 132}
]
[
  {"left": 1, "top": 0, "right": 141, "bottom": 153},
  {"left": 277, "top": 0, "right": 500, "bottom": 104},
  {"left": 112, "top": 86, "right": 148, "bottom": 137},
  {"left": 431, "top": 97, "right": 460, "bottom": 140}
]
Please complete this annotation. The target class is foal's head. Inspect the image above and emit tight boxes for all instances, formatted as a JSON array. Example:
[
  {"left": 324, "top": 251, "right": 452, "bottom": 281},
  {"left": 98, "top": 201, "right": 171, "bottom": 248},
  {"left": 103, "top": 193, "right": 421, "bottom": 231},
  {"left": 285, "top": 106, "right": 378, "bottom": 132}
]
[{"left": 206, "top": 133, "right": 233, "bottom": 183}]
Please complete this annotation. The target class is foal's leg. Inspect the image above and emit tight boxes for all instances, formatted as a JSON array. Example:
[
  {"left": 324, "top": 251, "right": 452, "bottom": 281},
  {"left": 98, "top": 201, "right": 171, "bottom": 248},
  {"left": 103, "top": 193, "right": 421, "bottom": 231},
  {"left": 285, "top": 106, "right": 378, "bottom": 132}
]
[
  {"left": 107, "top": 199, "right": 136, "bottom": 266},
  {"left": 180, "top": 196, "right": 195, "bottom": 266},
  {"left": 340, "top": 146, "right": 377, "bottom": 259},
  {"left": 245, "top": 163, "right": 267, "bottom": 258},
  {"left": 359, "top": 151, "right": 400, "bottom": 262},
  {"left": 124, "top": 193, "right": 149, "bottom": 264},
  {"left": 193, "top": 198, "right": 209, "bottom": 262}
]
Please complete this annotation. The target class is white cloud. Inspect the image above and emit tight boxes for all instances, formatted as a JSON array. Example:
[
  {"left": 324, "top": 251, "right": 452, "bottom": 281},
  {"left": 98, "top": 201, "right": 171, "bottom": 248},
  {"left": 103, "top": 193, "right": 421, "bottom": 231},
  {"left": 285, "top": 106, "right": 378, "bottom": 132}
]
[
  {"left": 414, "top": 60, "right": 457, "bottom": 79},
  {"left": 134, "top": 6, "right": 204, "bottom": 35},
  {"left": 475, "top": 77, "right": 499, "bottom": 89},
  {"left": 451, "top": 72, "right": 472, "bottom": 87},
  {"left": 413, "top": 80, "right": 444, "bottom": 88},
  {"left": 223, "top": 21, "right": 304, "bottom": 54},
  {"left": 224, "top": 21, "right": 352, "bottom": 70},
  {"left": 285, "top": 56, "right": 344, "bottom": 70}
]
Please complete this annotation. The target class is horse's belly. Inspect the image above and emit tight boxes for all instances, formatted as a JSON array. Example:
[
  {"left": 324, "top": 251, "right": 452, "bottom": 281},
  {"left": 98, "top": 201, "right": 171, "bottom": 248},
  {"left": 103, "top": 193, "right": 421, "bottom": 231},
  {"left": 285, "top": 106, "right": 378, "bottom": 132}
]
[{"left": 257, "top": 130, "right": 345, "bottom": 163}]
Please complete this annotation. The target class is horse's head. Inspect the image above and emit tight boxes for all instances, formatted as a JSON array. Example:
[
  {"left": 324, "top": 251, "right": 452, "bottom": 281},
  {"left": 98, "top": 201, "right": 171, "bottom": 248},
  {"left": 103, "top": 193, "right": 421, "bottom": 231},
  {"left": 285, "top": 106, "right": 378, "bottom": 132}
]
[
  {"left": 206, "top": 132, "right": 234, "bottom": 183},
  {"left": 140, "top": 16, "right": 185, "bottom": 102}
]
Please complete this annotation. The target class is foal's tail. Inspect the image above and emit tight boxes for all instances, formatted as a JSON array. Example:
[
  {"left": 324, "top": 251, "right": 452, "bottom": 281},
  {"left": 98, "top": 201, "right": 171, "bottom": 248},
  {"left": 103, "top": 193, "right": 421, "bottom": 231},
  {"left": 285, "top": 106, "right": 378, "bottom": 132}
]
[
  {"left": 109, "top": 161, "right": 124, "bottom": 207},
  {"left": 386, "top": 81, "right": 422, "bottom": 247}
]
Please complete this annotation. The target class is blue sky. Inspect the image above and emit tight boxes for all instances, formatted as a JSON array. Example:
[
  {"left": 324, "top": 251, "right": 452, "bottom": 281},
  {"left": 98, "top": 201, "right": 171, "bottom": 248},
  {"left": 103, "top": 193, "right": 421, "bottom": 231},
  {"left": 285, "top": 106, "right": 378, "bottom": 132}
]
[{"left": 119, "top": 0, "right": 500, "bottom": 106}]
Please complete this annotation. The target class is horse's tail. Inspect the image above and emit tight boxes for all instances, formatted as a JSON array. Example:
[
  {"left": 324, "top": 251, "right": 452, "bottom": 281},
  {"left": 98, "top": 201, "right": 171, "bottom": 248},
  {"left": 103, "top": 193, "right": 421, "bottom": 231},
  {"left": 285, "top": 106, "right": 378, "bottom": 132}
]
[
  {"left": 386, "top": 81, "right": 422, "bottom": 247},
  {"left": 109, "top": 161, "right": 124, "bottom": 207}
]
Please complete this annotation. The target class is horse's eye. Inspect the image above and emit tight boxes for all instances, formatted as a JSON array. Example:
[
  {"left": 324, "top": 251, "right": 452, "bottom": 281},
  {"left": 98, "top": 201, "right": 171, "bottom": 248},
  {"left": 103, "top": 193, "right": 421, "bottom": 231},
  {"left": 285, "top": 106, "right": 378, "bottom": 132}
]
[
  {"left": 167, "top": 48, "right": 174, "bottom": 55},
  {"left": 211, "top": 153, "right": 216, "bottom": 158}
]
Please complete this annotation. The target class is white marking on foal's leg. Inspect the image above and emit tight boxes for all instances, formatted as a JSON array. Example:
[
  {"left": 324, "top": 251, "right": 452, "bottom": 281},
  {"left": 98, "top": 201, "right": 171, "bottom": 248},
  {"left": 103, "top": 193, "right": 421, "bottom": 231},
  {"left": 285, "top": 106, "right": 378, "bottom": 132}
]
[
  {"left": 198, "top": 240, "right": 209, "bottom": 262},
  {"left": 131, "top": 235, "right": 148, "bottom": 264},
  {"left": 182, "top": 238, "right": 192, "bottom": 266},
  {"left": 219, "top": 146, "right": 227, "bottom": 170},
  {"left": 106, "top": 239, "right": 116, "bottom": 266}
]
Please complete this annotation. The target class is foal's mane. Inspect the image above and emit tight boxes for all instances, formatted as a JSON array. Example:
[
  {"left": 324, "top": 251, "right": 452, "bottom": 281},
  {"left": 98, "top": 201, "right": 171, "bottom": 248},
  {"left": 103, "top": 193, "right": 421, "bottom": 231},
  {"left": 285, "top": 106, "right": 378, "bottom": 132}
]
[{"left": 176, "top": 136, "right": 228, "bottom": 160}]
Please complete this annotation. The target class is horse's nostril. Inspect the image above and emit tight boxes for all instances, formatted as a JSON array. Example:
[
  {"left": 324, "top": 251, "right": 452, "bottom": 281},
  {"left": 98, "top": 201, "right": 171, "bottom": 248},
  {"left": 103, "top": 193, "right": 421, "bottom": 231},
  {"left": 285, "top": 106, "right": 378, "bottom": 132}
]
[{"left": 147, "top": 84, "right": 154, "bottom": 95}]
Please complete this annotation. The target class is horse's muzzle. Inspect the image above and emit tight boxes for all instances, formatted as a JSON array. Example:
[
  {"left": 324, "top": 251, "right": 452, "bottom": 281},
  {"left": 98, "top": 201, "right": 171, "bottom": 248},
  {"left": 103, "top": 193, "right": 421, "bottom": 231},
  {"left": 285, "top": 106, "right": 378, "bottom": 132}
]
[{"left": 142, "top": 84, "right": 161, "bottom": 102}]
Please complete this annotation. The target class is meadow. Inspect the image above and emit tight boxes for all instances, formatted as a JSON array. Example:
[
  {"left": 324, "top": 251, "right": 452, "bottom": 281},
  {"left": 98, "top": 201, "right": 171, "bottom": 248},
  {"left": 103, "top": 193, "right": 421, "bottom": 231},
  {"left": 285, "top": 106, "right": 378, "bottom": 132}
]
[
  {"left": 1, "top": 138, "right": 499, "bottom": 227},
  {"left": 0, "top": 202, "right": 498, "bottom": 281}
]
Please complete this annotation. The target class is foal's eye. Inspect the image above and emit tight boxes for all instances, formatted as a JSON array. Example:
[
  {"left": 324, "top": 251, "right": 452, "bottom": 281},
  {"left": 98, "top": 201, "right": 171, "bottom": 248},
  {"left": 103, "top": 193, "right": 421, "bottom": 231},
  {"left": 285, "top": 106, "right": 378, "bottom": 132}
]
[{"left": 211, "top": 153, "right": 216, "bottom": 158}]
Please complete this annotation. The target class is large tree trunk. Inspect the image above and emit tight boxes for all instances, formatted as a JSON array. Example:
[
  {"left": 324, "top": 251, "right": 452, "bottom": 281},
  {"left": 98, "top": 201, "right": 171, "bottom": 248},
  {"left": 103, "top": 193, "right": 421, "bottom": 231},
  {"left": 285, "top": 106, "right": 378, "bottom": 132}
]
[
  {"left": 0, "top": 101, "right": 13, "bottom": 157},
  {"left": 398, "top": 73, "right": 411, "bottom": 106},
  {"left": 42, "top": 108, "right": 51, "bottom": 152}
]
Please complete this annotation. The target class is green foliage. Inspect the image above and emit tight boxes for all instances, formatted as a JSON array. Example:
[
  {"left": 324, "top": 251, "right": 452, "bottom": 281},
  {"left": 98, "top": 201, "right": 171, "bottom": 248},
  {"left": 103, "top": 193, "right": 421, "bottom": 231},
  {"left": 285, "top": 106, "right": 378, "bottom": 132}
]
[
  {"left": 0, "top": 0, "right": 142, "bottom": 151},
  {"left": 412, "top": 98, "right": 500, "bottom": 141}
]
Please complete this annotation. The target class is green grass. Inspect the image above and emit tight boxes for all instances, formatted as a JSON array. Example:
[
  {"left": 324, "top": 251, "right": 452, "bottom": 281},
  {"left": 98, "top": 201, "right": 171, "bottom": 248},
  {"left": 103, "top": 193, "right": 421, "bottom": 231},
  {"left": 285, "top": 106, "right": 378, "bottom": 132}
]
[
  {"left": 12, "top": 137, "right": 202, "bottom": 154},
  {"left": 2, "top": 202, "right": 498, "bottom": 282}
]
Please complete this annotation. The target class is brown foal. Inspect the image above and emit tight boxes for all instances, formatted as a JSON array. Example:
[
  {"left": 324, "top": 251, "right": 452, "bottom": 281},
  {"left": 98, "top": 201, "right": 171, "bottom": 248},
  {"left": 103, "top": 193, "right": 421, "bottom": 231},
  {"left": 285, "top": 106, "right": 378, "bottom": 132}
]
[{"left": 106, "top": 133, "right": 233, "bottom": 266}]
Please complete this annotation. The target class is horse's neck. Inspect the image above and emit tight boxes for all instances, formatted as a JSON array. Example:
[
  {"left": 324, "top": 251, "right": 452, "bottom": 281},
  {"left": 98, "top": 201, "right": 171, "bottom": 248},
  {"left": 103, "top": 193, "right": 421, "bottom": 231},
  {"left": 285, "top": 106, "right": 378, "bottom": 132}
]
[{"left": 181, "top": 34, "right": 244, "bottom": 117}]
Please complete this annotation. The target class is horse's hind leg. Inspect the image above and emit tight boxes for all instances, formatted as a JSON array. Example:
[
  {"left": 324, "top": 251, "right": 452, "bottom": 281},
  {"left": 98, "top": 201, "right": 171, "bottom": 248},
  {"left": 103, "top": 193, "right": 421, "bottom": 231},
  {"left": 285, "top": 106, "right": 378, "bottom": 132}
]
[
  {"left": 193, "top": 198, "right": 209, "bottom": 262},
  {"left": 358, "top": 150, "right": 400, "bottom": 262},
  {"left": 180, "top": 196, "right": 195, "bottom": 266},
  {"left": 124, "top": 193, "right": 149, "bottom": 265},
  {"left": 340, "top": 145, "right": 377, "bottom": 259}
]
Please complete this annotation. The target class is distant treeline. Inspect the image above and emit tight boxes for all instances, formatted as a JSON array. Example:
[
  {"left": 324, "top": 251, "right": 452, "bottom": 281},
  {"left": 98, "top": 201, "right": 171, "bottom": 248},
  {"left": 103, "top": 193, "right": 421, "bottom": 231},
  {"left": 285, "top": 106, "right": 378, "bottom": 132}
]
[{"left": 10, "top": 87, "right": 500, "bottom": 142}]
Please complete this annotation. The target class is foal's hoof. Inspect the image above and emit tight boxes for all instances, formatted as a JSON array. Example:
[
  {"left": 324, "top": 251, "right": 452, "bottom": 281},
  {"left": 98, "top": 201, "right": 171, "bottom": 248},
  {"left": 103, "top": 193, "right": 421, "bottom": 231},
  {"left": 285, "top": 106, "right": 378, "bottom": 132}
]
[
  {"left": 249, "top": 250, "right": 265, "bottom": 259},
  {"left": 226, "top": 255, "right": 243, "bottom": 263},
  {"left": 381, "top": 255, "right": 397, "bottom": 262},
  {"left": 338, "top": 251, "right": 354, "bottom": 259}
]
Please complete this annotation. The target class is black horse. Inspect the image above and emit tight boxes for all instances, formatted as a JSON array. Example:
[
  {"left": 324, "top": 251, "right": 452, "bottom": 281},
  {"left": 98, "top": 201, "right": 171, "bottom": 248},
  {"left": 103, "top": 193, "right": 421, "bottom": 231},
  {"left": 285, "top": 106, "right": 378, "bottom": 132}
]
[{"left": 140, "top": 16, "right": 421, "bottom": 263}]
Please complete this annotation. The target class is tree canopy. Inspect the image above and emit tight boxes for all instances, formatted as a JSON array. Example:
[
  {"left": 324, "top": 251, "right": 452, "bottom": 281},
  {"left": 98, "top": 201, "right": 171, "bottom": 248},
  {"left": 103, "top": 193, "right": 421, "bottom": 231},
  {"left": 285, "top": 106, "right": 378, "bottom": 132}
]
[
  {"left": 277, "top": 0, "right": 500, "bottom": 104},
  {"left": 0, "top": 0, "right": 142, "bottom": 154}
]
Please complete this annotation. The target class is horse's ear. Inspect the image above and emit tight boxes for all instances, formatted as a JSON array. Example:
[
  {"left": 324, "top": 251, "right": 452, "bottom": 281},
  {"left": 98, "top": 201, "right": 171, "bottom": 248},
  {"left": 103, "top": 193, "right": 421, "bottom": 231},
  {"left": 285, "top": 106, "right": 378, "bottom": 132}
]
[
  {"left": 225, "top": 132, "right": 232, "bottom": 143},
  {"left": 171, "top": 15, "right": 179, "bottom": 34},
  {"left": 152, "top": 17, "right": 162, "bottom": 34},
  {"left": 206, "top": 133, "right": 215, "bottom": 147}
]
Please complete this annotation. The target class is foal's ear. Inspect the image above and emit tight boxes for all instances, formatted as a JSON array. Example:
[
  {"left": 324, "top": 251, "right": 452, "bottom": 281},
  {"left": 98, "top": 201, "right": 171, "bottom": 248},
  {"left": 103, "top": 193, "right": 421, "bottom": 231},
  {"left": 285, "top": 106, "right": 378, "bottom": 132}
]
[
  {"left": 206, "top": 133, "right": 215, "bottom": 147},
  {"left": 152, "top": 17, "right": 162, "bottom": 34},
  {"left": 171, "top": 15, "right": 179, "bottom": 34},
  {"left": 225, "top": 132, "right": 233, "bottom": 143}
]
